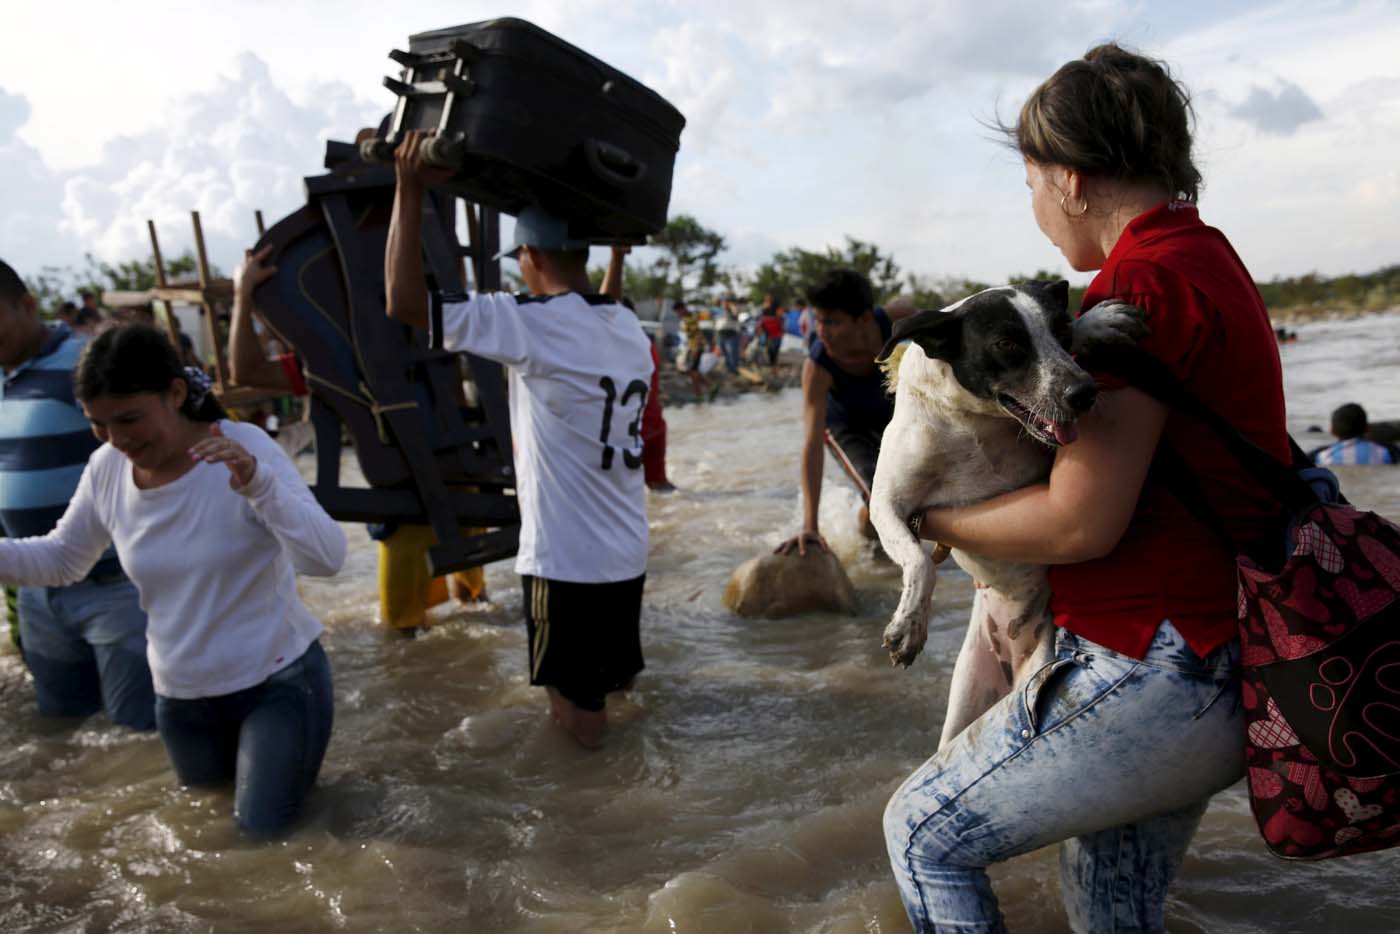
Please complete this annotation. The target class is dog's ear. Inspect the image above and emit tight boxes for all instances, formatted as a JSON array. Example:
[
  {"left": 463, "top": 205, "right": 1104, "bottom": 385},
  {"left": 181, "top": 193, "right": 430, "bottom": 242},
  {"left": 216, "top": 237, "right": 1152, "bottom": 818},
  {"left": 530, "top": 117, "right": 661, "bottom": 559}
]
[
  {"left": 878, "top": 308, "right": 961, "bottom": 362},
  {"left": 1025, "top": 279, "right": 1070, "bottom": 312}
]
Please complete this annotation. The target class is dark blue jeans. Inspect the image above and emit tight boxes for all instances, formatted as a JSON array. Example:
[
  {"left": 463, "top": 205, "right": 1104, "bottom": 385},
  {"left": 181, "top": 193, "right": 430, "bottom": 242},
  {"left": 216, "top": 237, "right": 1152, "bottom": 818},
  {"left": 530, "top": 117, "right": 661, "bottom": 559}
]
[
  {"left": 19, "top": 577, "right": 155, "bottom": 730},
  {"left": 155, "top": 640, "right": 334, "bottom": 837},
  {"left": 717, "top": 331, "right": 740, "bottom": 372}
]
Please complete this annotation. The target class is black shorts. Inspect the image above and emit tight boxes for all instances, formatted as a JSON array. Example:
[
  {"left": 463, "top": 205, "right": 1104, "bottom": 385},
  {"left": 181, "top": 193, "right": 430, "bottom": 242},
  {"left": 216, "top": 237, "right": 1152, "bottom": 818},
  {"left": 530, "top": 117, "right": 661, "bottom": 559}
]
[
  {"left": 824, "top": 422, "right": 881, "bottom": 501},
  {"left": 521, "top": 574, "right": 645, "bottom": 712}
]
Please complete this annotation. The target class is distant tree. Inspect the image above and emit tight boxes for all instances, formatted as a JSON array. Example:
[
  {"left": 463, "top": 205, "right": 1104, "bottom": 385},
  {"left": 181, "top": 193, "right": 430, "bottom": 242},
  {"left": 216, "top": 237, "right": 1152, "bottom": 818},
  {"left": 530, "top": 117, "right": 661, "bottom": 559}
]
[
  {"left": 22, "top": 265, "right": 78, "bottom": 318},
  {"left": 1255, "top": 264, "right": 1400, "bottom": 313},
  {"left": 647, "top": 215, "right": 727, "bottom": 302},
  {"left": 586, "top": 252, "right": 672, "bottom": 302},
  {"left": 22, "top": 250, "right": 216, "bottom": 317},
  {"left": 1008, "top": 270, "right": 1086, "bottom": 313},
  {"left": 898, "top": 274, "right": 995, "bottom": 310},
  {"left": 750, "top": 237, "right": 902, "bottom": 306},
  {"left": 84, "top": 250, "right": 212, "bottom": 292}
]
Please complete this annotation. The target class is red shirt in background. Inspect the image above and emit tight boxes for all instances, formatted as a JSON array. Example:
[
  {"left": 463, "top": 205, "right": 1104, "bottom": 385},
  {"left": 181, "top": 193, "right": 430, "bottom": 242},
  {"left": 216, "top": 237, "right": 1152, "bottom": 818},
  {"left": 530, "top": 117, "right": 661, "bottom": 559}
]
[
  {"left": 1047, "top": 202, "right": 1290, "bottom": 660},
  {"left": 641, "top": 343, "right": 668, "bottom": 486},
  {"left": 758, "top": 314, "right": 785, "bottom": 341},
  {"left": 277, "top": 352, "right": 308, "bottom": 397}
]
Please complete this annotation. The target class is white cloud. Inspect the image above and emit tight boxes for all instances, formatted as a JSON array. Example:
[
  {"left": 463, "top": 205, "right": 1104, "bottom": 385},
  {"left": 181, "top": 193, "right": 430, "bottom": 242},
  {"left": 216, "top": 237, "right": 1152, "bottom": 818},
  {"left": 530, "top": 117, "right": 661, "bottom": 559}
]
[
  {"left": 1155, "top": 0, "right": 1400, "bottom": 277},
  {"left": 1228, "top": 81, "right": 1324, "bottom": 135},
  {"left": 2, "top": 0, "right": 1399, "bottom": 291},
  {"left": 0, "top": 87, "right": 30, "bottom": 141},
  {"left": 40, "top": 53, "right": 383, "bottom": 279},
  {"left": 0, "top": 87, "right": 80, "bottom": 277}
]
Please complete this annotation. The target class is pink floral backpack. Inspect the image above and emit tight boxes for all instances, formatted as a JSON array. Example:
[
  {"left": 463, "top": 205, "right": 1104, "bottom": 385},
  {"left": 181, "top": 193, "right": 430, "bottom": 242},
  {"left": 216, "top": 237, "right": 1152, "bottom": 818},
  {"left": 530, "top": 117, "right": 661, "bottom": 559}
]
[
  {"left": 1093, "top": 348, "right": 1400, "bottom": 860},
  {"left": 1236, "top": 500, "right": 1400, "bottom": 858}
]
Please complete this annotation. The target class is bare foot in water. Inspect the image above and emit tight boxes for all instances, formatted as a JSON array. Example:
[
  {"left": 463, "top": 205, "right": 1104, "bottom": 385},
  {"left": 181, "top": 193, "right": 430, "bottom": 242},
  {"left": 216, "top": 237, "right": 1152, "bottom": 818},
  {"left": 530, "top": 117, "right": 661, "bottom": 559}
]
[{"left": 546, "top": 688, "right": 607, "bottom": 749}]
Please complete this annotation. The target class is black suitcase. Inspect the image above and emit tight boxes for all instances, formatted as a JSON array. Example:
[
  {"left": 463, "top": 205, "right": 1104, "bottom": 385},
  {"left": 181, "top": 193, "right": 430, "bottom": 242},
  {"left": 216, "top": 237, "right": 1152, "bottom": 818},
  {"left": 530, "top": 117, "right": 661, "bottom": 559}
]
[{"left": 369, "top": 17, "right": 686, "bottom": 241}]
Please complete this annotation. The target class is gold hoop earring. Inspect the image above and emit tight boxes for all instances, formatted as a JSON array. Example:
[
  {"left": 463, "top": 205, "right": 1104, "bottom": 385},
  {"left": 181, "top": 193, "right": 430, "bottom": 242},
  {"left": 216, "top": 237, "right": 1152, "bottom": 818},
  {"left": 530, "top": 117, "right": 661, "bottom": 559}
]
[{"left": 1059, "top": 193, "right": 1088, "bottom": 217}]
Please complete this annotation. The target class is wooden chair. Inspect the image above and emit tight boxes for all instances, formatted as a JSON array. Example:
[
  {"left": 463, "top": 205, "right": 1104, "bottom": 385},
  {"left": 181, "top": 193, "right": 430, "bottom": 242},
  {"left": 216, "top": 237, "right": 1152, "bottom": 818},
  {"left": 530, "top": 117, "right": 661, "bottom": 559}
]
[{"left": 251, "top": 141, "right": 520, "bottom": 574}]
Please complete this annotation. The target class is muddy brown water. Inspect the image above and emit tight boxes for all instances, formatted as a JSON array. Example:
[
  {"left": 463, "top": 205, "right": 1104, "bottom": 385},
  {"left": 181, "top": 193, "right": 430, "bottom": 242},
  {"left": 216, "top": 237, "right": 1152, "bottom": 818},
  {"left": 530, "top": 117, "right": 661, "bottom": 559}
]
[{"left": 2, "top": 313, "right": 1399, "bottom": 932}]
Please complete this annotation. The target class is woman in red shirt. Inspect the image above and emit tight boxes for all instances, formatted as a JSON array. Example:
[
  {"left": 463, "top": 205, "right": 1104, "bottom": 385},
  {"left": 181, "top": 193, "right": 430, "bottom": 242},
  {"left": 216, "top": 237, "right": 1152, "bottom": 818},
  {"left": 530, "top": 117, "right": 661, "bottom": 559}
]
[{"left": 883, "top": 44, "right": 1287, "bottom": 932}]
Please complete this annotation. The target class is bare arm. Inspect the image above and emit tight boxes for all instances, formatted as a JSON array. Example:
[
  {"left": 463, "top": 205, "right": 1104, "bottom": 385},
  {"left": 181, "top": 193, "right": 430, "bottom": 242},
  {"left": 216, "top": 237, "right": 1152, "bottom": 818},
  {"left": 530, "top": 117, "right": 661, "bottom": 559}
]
[
  {"left": 917, "top": 387, "right": 1168, "bottom": 564},
  {"left": 385, "top": 131, "right": 454, "bottom": 329},
  {"left": 800, "top": 360, "right": 833, "bottom": 532},
  {"left": 775, "top": 360, "right": 833, "bottom": 555},
  {"left": 228, "top": 245, "right": 291, "bottom": 391},
  {"left": 602, "top": 245, "right": 629, "bottom": 300}
]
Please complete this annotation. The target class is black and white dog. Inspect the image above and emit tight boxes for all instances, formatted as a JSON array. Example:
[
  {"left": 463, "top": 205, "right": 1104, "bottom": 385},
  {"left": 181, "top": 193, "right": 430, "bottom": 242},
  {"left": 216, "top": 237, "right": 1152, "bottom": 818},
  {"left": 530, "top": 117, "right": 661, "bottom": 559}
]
[{"left": 868, "top": 281, "right": 1146, "bottom": 749}]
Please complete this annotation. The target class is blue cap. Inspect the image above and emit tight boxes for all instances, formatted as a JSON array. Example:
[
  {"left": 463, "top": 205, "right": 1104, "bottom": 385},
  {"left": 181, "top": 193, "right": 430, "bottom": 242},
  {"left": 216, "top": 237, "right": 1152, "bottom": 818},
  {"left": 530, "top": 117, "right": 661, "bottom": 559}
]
[{"left": 494, "top": 206, "right": 591, "bottom": 261}]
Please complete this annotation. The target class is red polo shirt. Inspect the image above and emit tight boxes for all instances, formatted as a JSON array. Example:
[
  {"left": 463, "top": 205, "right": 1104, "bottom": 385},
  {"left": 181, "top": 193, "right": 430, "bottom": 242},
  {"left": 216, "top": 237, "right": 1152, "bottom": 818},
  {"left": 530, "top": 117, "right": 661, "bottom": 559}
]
[{"left": 1047, "top": 201, "right": 1289, "bottom": 660}]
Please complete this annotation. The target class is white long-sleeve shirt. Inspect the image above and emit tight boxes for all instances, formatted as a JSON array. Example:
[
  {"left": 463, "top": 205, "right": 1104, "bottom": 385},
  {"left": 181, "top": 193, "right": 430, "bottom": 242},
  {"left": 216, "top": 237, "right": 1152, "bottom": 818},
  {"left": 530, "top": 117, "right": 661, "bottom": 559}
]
[{"left": 0, "top": 420, "right": 346, "bottom": 698}]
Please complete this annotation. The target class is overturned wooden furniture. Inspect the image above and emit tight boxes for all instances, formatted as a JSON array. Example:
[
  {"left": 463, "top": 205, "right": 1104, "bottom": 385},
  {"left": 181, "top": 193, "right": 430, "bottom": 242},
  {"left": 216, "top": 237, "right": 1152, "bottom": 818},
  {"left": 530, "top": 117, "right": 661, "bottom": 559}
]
[
  {"left": 252, "top": 141, "right": 519, "bottom": 575},
  {"left": 103, "top": 210, "right": 288, "bottom": 411}
]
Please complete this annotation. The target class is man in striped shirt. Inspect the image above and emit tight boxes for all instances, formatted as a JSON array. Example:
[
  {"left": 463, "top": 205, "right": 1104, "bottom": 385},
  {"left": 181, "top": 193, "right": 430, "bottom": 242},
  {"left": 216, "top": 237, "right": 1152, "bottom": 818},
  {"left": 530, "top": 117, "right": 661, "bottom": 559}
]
[
  {"left": 0, "top": 260, "right": 154, "bottom": 729},
  {"left": 1314, "top": 403, "right": 1397, "bottom": 466}
]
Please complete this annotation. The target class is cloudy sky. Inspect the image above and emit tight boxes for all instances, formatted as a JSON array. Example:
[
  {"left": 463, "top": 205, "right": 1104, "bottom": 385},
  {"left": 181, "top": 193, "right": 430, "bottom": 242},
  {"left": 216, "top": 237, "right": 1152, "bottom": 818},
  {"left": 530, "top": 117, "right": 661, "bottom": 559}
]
[{"left": 2, "top": 0, "right": 1398, "bottom": 294}]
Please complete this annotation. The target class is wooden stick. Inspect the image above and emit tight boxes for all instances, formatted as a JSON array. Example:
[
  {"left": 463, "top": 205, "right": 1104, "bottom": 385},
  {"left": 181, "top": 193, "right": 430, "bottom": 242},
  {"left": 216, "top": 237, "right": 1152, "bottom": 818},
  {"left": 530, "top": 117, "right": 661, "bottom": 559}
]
[
  {"left": 147, "top": 219, "right": 169, "bottom": 289},
  {"left": 255, "top": 209, "right": 266, "bottom": 237},
  {"left": 191, "top": 211, "right": 212, "bottom": 289},
  {"left": 190, "top": 211, "right": 229, "bottom": 393}
]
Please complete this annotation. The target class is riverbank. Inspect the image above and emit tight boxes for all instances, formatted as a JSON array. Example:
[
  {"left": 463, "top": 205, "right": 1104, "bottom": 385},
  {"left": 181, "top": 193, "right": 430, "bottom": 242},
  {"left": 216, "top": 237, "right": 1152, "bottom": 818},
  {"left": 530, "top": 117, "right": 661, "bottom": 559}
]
[
  {"left": 1268, "top": 302, "right": 1400, "bottom": 325},
  {"left": 656, "top": 354, "right": 804, "bottom": 407}
]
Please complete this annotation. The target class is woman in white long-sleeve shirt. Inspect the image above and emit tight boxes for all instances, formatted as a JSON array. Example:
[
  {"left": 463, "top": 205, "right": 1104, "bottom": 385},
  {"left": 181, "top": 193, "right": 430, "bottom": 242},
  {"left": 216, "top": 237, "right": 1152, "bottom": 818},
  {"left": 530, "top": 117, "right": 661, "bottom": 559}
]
[{"left": 0, "top": 325, "right": 346, "bottom": 836}]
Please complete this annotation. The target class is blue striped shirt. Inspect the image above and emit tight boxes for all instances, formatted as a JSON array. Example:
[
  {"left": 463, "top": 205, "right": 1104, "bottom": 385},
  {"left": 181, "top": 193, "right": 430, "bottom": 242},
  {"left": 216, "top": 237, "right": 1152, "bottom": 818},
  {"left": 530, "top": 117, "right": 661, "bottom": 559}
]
[
  {"left": 0, "top": 324, "right": 120, "bottom": 579},
  {"left": 1314, "top": 438, "right": 1396, "bottom": 466}
]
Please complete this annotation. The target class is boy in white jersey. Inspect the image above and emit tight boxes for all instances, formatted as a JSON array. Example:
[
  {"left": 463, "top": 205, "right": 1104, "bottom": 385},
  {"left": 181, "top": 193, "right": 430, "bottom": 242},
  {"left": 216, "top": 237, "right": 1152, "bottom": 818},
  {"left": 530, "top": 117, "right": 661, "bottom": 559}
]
[{"left": 385, "top": 130, "right": 653, "bottom": 749}]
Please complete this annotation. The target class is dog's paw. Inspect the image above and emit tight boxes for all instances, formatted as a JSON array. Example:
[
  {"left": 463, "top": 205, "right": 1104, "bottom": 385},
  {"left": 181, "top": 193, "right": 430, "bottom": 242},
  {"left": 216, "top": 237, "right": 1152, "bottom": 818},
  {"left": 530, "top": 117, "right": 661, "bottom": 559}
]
[
  {"left": 882, "top": 611, "right": 929, "bottom": 668},
  {"left": 1072, "top": 300, "right": 1149, "bottom": 351}
]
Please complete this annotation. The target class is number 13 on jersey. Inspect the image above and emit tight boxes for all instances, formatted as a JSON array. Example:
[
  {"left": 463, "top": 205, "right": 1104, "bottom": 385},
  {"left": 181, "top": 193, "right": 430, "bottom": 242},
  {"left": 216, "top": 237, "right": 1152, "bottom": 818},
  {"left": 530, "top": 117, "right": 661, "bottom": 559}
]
[{"left": 598, "top": 376, "right": 648, "bottom": 470}]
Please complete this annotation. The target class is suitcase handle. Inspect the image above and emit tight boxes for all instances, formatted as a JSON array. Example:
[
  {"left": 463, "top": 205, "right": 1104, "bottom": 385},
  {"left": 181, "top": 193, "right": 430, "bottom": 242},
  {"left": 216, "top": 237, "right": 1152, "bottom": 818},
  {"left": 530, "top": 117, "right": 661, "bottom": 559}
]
[
  {"left": 358, "top": 137, "right": 396, "bottom": 164},
  {"left": 584, "top": 139, "right": 646, "bottom": 185},
  {"left": 422, "top": 132, "right": 466, "bottom": 170},
  {"left": 358, "top": 132, "right": 465, "bottom": 171}
]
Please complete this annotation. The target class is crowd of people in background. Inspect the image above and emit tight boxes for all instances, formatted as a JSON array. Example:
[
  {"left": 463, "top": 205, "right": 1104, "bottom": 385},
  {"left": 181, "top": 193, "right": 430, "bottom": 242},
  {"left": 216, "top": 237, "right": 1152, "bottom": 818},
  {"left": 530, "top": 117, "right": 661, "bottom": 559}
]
[
  {"left": 659, "top": 290, "right": 818, "bottom": 402},
  {"left": 4, "top": 38, "right": 1400, "bottom": 932}
]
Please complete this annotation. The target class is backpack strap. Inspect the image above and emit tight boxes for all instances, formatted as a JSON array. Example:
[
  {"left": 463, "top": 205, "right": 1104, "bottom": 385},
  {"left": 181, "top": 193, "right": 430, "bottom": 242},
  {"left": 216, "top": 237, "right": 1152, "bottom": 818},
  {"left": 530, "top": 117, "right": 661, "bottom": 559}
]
[{"left": 1081, "top": 347, "right": 1321, "bottom": 515}]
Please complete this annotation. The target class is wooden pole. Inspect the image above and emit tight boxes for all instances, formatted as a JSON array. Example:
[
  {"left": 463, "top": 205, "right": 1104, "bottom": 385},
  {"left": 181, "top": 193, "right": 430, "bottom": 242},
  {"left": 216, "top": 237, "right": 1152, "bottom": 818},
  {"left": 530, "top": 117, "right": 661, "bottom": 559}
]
[
  {"left": 146, "top": 219, "right": 180, "bottom": 349},
  {"left": 190, "top": 211, "right": 229, "bottom": 392},
  {"left": 191, "top": 210, "right": 212, "bottom": 289},
  {"left": 147, "top": 219, "right": 169, "bottom": 288}
]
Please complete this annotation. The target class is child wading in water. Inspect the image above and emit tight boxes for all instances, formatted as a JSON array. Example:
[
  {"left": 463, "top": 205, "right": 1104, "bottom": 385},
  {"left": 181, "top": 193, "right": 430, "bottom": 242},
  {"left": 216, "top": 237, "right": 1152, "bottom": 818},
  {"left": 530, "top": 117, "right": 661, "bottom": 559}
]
[{"left": 385, "top": 130, "right": 653, "bottom": 749}]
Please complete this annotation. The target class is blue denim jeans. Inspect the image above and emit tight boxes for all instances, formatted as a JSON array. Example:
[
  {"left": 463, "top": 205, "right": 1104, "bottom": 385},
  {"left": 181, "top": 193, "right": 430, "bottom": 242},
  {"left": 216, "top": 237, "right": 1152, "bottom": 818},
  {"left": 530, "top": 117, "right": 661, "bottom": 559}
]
[
  {"left": 884, "top": 621, "right": 1243, "bottom": 933},
  {"left": 718, "top": 331, "right": 740, "bottom": 372},
  {"left": 18, "top": 577, "right": 155, "bottom": 730},
  {"left": 155, "top": 640, "right": 334, "bottom": 837}
]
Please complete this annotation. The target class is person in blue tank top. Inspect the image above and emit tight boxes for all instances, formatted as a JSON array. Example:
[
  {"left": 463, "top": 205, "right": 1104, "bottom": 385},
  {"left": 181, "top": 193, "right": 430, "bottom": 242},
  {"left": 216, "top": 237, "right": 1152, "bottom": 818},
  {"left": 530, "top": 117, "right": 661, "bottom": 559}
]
[
  {"left": 776, "top": 268, "right": 913, "bottom": 556},
  {"left": 0, "top": 259, "right": 154, "bottom": 729}
]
